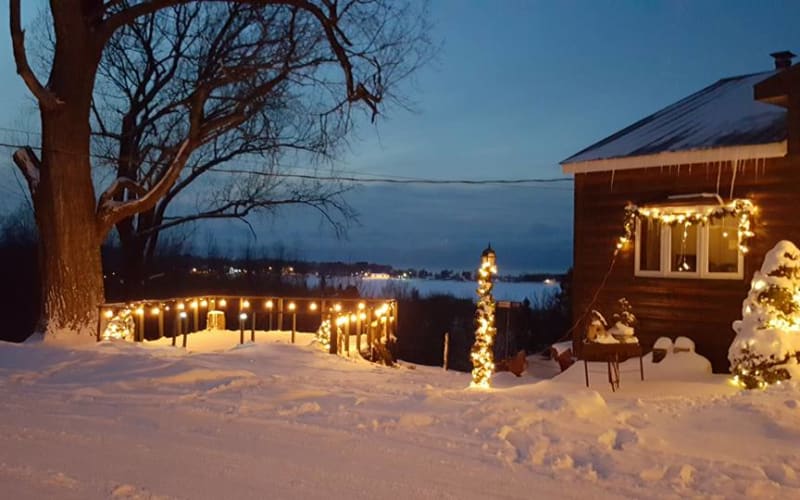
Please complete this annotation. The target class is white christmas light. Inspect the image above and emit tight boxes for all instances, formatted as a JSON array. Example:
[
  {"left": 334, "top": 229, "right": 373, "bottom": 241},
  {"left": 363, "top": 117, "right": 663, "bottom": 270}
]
[{"left": 471, "top": 244, "right": 498, "bottom": 388}]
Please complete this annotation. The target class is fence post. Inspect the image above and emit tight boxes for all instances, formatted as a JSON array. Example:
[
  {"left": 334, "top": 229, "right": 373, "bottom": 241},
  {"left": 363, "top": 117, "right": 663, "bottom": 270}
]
[
  {"left": 277, "top": 299, "right": 284, "bottom": 331},
  {"left": 136, "top": 308, "right": 144, "bottom": 342},
  {"left": 329, "top": 313, "right": 337, "bottom": 355},
  {"left": 443, "top": 332, "right": 450, "bottom": 370},
  {"left": 96, "top": 307, "right": 103, "bottom": 342},
  {"left": 181, "top": 313, "right": 188, "bottom": 348},
  {"left": 345, "top": 316, "right": 351, "bottom": 356},
  {"left": 173, "top": 312, "right": 179, "bottom": 347},
  {"left": 251, "top": 311, "right": 256, "bottom": 342}
]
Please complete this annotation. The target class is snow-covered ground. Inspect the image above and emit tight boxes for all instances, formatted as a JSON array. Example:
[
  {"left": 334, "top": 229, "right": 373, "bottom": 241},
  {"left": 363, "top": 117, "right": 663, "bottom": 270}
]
[{"left": 1, "top": 331, "right": 799, "bottom": 499}]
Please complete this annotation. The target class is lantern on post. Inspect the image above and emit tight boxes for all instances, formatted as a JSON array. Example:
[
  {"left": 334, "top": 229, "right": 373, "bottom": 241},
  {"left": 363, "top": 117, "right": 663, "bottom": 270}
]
[{"left": 471, "top": 244, "right": 498, "bottom": 388}]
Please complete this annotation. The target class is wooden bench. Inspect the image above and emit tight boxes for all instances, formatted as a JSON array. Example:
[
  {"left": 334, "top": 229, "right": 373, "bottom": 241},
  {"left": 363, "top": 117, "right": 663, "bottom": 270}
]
[{"left": 580, "top": 342, "right": 644, "bottom": 391}]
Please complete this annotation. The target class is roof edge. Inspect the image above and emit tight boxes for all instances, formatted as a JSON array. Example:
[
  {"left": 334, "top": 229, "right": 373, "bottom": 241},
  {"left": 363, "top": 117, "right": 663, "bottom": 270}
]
[{"left": 561, "top": 141, "right": 787, "bottom": 174}]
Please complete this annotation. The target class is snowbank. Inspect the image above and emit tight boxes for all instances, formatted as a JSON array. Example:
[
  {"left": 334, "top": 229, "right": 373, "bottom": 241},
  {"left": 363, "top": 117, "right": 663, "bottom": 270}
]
[{"left": 0, "top": 336, "right": 798, "bottom": 499}]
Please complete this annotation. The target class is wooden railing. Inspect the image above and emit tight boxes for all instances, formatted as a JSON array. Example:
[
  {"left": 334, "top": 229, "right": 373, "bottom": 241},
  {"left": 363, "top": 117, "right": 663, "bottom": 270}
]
[{"left": 96, "top": 295, "right": 398, "bottom": 360}]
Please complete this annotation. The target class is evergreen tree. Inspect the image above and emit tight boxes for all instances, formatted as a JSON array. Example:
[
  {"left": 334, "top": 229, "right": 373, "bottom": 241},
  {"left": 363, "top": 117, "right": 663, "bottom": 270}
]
[{"left": 730, "top": 241, "right": 800, "bottom": 389}]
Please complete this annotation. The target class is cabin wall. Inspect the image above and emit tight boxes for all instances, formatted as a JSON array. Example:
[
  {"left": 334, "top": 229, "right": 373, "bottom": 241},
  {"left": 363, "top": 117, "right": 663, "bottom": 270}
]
[{"left": 572, "top": 155, "right": 800, "bottom": 372}]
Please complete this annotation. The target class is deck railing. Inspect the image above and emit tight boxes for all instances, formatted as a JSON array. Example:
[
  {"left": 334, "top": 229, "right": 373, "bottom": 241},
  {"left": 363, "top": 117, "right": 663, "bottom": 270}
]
[{"left": 96, "top": 295, "right": 397, "bottom": 359}]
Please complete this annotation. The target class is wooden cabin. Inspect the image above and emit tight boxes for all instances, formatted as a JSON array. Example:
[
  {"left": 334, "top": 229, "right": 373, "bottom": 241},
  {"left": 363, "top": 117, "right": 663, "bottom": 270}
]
[{"left": 561, "top": 52, "right": 800, "bottom": 372}]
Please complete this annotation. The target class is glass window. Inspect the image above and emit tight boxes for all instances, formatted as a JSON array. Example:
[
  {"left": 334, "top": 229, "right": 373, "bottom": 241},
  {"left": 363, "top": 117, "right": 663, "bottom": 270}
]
[
  {"left": 638, "top": 219, "right": 661, "bottom": 271},
  {"left": 670, "top": 223, "right": 698, "bottom": 273},
  {"left": 708, "top": 215, "right": 739, "bottom": 273}
]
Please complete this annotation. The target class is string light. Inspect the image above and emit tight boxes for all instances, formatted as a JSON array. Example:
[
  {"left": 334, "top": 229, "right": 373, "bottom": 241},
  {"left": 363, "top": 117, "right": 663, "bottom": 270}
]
[
  {"left": 265, "top": 299, "right": 274, "bottom": 309},
  {"left": 242, "top": 300, "right": 250, "bottom": 309},
  {"left": 309, "top": 302, "right": 318, "bottom": 311},
  {"left": 288, "top": 302, "right": 296, "bottom": 312},
  {"left": 190, "top": 300, "right": 198, "bottom": 309},
  {"left": 219, "top": 299, "right": 227, "bottom": 308},
  {"left": 618, "top": 199, "right": 756, "bottom": 253},
  {"left": 151, "top": 307, "right": 160, "bottom": 316},
  {"left": 471, "top": 244, "right": 498, "bottom": 388}
]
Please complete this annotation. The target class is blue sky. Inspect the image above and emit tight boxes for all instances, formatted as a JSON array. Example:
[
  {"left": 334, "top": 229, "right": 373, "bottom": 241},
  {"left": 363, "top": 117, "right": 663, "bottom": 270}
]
[{"left": 1, "top": 1, "right": 800, "bottom": 273}]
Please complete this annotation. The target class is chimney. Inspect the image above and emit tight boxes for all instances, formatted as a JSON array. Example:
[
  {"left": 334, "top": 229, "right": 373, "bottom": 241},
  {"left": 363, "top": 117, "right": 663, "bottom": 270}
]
[{"left": 770, "top": 50, "right": 796, "bottom": 70}]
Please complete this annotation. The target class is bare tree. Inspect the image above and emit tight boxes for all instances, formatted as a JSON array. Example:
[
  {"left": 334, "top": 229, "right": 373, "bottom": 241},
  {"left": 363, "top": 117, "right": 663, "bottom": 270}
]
[
  {"left": 9, "top": 0, "right": 431, "bottom": 338},
  {"left": 92, "top": 3, "right": 380, "bottom": 288}
]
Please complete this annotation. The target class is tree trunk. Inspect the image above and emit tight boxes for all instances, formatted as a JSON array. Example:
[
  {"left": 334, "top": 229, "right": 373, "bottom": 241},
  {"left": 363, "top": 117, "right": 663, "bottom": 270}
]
[{"left": 32, "top": 6, "right": 104, "bottom": 339}]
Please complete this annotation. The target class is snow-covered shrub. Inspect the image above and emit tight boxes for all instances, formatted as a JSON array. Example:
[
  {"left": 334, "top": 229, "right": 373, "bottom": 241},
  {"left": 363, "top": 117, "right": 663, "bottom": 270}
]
[
  {"left": 608, "top": 298, "right": 637, "bottom": 342},
  {"left": 586, "top": 310, "right": 617, "bottom": 343},
  {"left": 103, "top": 309, "right": 134, "bottom": 341},
  {"left": 729, "top": 240, "right": 800, "bottom": 389},
  {"left": 316, "top": 319, "right": 331, "bottom": 348}
]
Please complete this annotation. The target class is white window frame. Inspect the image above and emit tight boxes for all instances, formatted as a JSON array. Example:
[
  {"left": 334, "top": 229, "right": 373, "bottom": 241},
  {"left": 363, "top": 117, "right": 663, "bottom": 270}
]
[{"left": 634, "top": 212, "right": 744, "bottom": 280}]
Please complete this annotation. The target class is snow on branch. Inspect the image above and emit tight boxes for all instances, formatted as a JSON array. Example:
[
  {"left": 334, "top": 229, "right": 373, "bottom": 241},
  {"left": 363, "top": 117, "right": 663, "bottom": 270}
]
[
  {"left": 97, "top": 176, "right": 148, "bottom": 211},
  {"left": 97, "top": 139, "right": 192, "bottom": 232},
  {"left": 12, "top": 146, "right": 41, "bottom": 196},
  {"left": 9, "top": 0, "right": 62, "bottom": 110}
]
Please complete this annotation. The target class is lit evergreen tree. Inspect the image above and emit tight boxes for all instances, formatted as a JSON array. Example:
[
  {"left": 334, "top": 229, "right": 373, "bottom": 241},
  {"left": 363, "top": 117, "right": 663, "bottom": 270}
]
[{"left": 730, "top": 241, "right": 800, "bottom": 389}]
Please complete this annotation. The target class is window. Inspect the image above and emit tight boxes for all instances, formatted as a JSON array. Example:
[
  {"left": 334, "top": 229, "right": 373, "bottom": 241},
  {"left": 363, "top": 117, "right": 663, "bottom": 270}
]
[
  {"left": 707, "top": 216, "right": 740, "bottom": 274},
  {"left": 669, "top": 223, "right": 698, "bottom": 275},
  {"left": 637, "top": 219, "right": 661, "bottom": 272},
  {"left": 634, "top": 214, "right": 743, "bottom": 279}
]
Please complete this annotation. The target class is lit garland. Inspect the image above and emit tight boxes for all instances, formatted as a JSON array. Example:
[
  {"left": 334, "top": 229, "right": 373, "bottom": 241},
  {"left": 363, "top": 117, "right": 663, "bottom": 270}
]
[
  {"left": 617, "top": 198, "right": 756, "bottom": 253},
  {"left": 471, "top": 245, "right": 498, "bottom": 388}
]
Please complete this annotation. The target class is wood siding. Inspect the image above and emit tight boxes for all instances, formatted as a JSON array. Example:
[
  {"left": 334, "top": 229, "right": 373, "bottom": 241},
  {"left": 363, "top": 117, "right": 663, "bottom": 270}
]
[{"left": 572, "top": 155, "right": 800, "bottom": 372}]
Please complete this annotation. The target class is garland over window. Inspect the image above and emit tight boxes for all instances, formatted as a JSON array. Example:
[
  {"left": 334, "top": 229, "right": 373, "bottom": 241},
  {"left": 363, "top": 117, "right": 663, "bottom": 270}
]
[{"left": 617, "top": 198, "right": 756, "bottom": 254}]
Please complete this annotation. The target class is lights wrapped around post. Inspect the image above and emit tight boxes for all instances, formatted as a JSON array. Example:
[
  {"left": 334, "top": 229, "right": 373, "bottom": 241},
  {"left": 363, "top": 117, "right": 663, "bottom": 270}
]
[
  {"left": 618, "top": 198, "right": 756, "bottom": 253},
  {"left": 471, "top": 244, "right": 498, "bottom": 388}
]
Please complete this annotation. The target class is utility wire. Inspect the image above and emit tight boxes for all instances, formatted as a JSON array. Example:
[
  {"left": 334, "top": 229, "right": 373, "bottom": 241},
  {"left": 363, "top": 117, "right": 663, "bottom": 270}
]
[{"left": 0, "top": 140, "right": 573, "bottom": 188}]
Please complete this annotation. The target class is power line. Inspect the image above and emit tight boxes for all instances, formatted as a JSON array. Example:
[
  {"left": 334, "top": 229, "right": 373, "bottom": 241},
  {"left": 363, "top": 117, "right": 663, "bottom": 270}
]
[
  {"left": 0, "top": 140, "right": 573, "bottom": 189},
  {"left": 209, "top": 167, "right": 573, "bottom": 187}
]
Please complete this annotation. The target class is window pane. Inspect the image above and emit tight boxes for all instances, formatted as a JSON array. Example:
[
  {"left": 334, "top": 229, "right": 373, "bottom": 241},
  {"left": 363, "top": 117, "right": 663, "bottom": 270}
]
[
  {"left": 638, "top": 219, "right": 661, "bottom": 271},
  {"left": 670, "top": 223, "right": 697, "bottom": 273},
  {"left": 708, "top": 215, "right": 739, "bottom": 273}
]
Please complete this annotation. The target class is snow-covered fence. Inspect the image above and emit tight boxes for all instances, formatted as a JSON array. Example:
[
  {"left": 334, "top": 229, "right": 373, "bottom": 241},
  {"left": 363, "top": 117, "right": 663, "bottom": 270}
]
[{"left": 97, "top": 296, "right": 398, "bottom": 360}]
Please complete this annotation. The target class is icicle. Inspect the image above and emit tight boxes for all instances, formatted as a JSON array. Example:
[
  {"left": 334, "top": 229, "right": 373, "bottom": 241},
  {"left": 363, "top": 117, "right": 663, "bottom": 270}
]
[
  {"left": 729, "top": 158, "right": 738, "bottom": 199},
  {"left": 715, "top": 161, "right": 722, "bottom": 194},
  {"left": 609, "top": 169, "right": 615, "bottom": 193}
]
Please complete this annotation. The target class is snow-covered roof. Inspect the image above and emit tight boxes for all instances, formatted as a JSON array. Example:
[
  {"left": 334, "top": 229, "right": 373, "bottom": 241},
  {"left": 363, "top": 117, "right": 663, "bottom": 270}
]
[{"left": 562, "top": 71, "right": 788, "bottom": 173}]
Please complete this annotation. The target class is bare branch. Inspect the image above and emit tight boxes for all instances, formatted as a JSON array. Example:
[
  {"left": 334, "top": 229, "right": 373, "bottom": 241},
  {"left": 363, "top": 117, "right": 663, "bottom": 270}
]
[
  {"left": 11, "top": 146, "right": 41, "bottom": 197},
  {"left": 9, "top": 0, "right": 62, "bottom": 109},
  {"left": 97, "top": 138, "right": 193, "bottom": 232},
  {"left": 96, "top": 176, "right": 148, "bottom": 211}
]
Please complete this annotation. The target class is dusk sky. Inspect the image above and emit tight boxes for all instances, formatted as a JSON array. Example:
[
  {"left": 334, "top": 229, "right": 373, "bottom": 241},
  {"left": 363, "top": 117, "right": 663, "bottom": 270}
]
[{"left": 1, "top": 1, "right": 799, "bottom": 273}]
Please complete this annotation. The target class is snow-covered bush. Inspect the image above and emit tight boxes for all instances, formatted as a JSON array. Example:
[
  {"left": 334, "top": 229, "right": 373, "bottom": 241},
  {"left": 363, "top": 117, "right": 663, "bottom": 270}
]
[
  {"left": 730, "top": 240, "right": 800, "bottom": 389},
  {"left": 609, "top": 298, "right": 637, "bottom": 342},
  {"left": 102, "top": 309, "right": 134, "bottom": 341}
]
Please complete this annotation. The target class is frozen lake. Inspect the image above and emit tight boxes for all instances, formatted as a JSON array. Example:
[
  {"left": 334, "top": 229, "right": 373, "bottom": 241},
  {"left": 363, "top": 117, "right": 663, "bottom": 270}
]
[{"left": 307, "top": 276, "right": 560, "bottom": 302}]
